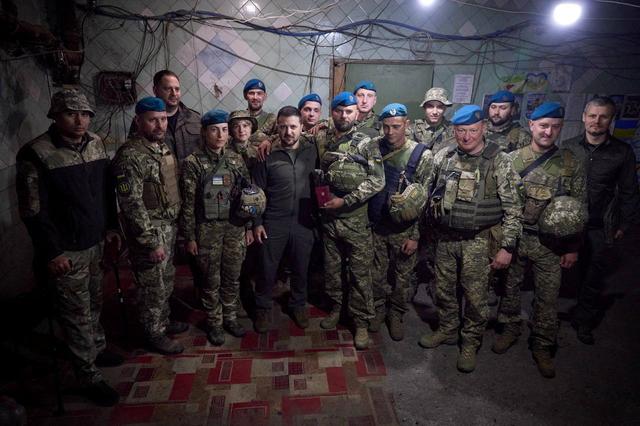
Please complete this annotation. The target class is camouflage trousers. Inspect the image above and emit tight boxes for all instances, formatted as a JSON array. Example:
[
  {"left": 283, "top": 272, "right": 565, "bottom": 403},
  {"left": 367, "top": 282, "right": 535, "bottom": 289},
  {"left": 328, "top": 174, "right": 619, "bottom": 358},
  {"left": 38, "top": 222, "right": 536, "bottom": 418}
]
[
  {"left": 372, "top": 228, "right": 417, "bottom": 314},
  {"left": 51, "top": 243, "right": 106, "bottom": 384},
  {"left": 129, "top": 221, "right": 177, "bottom": 340},
  {"left": 498, "top": 232, "right": 561, "bottom": 350},
  {"left": 195, "top": 221, "right": 246, "bottom": 327},
  {"left": 322, "top": 214, "right": 375, "bottom": 326},
  {"left": 435, "top": 232, "right": 491, "bottom": 348}
]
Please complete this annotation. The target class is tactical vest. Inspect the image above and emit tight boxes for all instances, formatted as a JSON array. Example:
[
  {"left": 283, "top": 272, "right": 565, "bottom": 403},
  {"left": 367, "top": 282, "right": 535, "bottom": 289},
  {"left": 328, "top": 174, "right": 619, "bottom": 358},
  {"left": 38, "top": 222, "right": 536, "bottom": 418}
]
[
  {"left": 194, "top": 151, "right": 237, "bottom": 221},
  {"left": 512, "top": 145, "right": 576, "bottom": 225},
  {"left": 368, "top": 141, "right": 427, "bottom": 225},
  {"left": 322, "top": 133, "right": 368, "bottom": 197},
  {"left": 434, "top": 142, "right": 503, "bottom": 232},
  {"left": 413, "top": 120, "right": 449, "bottom": 149},
  {"left": 132, "top": 141, "right": 180, "bottom": 211}
]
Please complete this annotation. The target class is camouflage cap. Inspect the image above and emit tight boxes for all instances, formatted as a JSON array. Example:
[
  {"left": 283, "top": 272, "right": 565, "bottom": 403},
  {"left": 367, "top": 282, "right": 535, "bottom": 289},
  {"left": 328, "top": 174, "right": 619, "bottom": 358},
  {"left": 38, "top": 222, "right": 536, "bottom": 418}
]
[
  {"left": 420, "top": 87, "right": 452, "bottom": 108},
  {"left": 228, "top": 110, "right": 258, "bottom": 133},
  {"left": 47, "top": 89, "right": 95, "bottom": 118}
]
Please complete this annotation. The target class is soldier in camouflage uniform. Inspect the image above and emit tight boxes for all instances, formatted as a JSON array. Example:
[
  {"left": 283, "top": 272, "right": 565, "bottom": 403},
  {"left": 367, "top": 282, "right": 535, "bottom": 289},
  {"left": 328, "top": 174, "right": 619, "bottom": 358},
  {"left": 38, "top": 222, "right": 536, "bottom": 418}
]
[
  {"left": 411, "top": 87, "right": 455, "bottom": 154},
  {"left": 367, "top": 104, "right": 434, "bottom": 341},
  {"left": 228, "top": 110, "right": 260, "bottom": 172},
  {"left": 353, "top": 80, "right": 381, "bottom": 133},
  {"left": 299, "top": 93, "right": 329, "bottom": 134},
  {"left": 494, "top": 102, "right": 586, "bottom": 378},
  {"left": 113, "top": 97, "right": 184, "bottom": 355},
  {"left": 16, "top": 89, "right": 121, "bottom": 406},
  {"left": 419, "top": 105, "right": 523, "bottom": 373},
  {"left": 485, "top": 90, "right": 530, "bottom": 153},
  {"left": 316, "top": 92, "right": 385, "bottom": 349},
  {"left": 180, "top": 109, "right": 253, "bottom": 346},
  {"left": 244, "top": 79, "right": 277, "bottom": 140},
  {"left": 129, "top": 70, "right": 201, "bottom": 163}
]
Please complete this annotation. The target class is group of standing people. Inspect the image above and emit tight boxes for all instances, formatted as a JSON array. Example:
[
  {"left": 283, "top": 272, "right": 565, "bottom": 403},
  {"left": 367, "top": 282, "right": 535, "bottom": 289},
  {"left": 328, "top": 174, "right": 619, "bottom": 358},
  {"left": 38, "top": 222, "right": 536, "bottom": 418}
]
[{"left": 15, "top": 68, "right": 639, "bottom": 406}]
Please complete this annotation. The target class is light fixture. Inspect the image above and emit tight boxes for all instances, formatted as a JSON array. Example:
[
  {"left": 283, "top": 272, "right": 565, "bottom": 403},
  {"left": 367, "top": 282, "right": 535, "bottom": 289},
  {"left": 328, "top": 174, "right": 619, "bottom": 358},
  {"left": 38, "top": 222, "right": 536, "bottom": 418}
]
[
  {"left": 418, "top": 0, "right": 436, "bottom": 7},
  {"left": 244, "top": 2, "right": 257, "bottom": 13},
  {"left": 552, "top": 2, "right": 582, "bottom": 26}
]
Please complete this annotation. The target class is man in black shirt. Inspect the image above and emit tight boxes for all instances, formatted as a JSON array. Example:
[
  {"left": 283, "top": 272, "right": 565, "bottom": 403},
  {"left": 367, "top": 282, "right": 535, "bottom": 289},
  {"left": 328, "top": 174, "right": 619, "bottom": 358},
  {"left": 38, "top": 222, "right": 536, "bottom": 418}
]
[
  {"left": 561, "top": 96, "right": 640, "bottom": 344},
  {"left": 252, "top": 106, "right": 318, "bottom": 332}
]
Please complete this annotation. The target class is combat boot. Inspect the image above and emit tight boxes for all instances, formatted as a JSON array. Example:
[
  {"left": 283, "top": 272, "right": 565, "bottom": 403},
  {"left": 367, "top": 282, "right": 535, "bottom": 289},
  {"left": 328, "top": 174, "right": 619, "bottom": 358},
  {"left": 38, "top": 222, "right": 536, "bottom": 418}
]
[
  {"left": 95, "top": 350, "right": 125, "bottom": 367},
  {"left": 572, "top": 322, "right": 595, "bottom": 345},
  {"left": 368, "top": 306, "right": 386, "bottom": 333},
  {"left": 418, "top": 331, "right": 458, "bottom": 349},
  {"left": 532, "top": 350, "right": 555, "bottom": 378},
  {"left": 387, "top": 310, "right": 405, "bottom": 341},
  {"left": 166, "top": 321, "right": 189, "bottom": 335},
  {"left": 354, "top": 327, "right": 369, "bottom": 350},
  {"left": 224, "top": 320, "right": 246, "bottom": 338},
  {"left": 84, "top": 380, "right": 120, "bottom": 407},
  {"left": 147, "top": 335, "right": 184, "bottom": 355},
  {"left": 491, "top": 324, "right": 521, "bottom": 354},
  {"left": 457, "top": 345, "right": 477, "bottom": 373},
  {"left": 320, "top": 305, "right": 341, "bottom": 329},
  {"left": 292, "top": 308, "right": 309, "bottom": 329},
  {"left": 254, "top": 309, "right": 270, "bottom": 333},
  {"left": 207, "top": 326, "right": 225, "bottom": 346}
]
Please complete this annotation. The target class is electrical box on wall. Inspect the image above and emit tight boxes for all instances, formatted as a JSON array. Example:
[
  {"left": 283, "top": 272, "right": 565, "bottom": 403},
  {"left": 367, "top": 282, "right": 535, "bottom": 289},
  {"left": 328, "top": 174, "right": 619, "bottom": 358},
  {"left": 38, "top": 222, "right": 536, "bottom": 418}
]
[{"left": 95, "top": 71, "right": 136, "bottom": 105}]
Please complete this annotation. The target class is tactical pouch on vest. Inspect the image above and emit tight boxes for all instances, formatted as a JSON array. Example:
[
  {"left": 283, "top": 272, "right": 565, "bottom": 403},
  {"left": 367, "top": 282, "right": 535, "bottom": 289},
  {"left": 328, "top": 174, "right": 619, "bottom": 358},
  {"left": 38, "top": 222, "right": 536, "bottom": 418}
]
[
  {"left": 202, "top": 173, "right": 233, "bottom": 220},
  {"left": 160, "top": 153, "right": 181, "bottom": 208},
  {"left": 142, "top": 181, "right": 161, "bottom": 209},
  {"left": 456, "top": 170, "right": 478, "bottom": 202},
  {"left": 522, "top": 184, "right": 552, "bottom": 225}
]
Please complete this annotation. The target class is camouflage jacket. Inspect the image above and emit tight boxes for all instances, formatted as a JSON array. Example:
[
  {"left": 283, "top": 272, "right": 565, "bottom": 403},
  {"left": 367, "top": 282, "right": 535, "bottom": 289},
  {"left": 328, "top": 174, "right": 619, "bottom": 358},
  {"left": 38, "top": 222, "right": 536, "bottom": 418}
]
[
  {"left": 16, "top": 126, "right": 117, "bottom": 261},
  {"left": 179, "top": 145, "right": 251, "bottom": 241},
  {"left": 129, "top": 102, "right": 201, "bottom": 162},
  {"left": 112, "top": 137, "right": 181, "bottom": 250},
  {"left": 509, "top": 144, "right": 586, "bottom": 233},
  {"left": 431, "top": 141, "right": 523, "bottom": 249},
  {"left": 230, "top": 138, "right": 259, "bottom": 172},
  {"left": 372, "top": 137, "right": 435, "bottom": 240},
  {"left": 355, "top": 110, "right": 381, "bottom": 134},
  {"left": 485, "top": 120, "right": 531, "bottom": 153},
  {"left": 314, "top": 127, "right": 385, "bottom": 218},
  {"left": 411, "top": 118, "right": 455, "bottom": 153},
  {"left": 248, "top": 109, "right": 277, "bottom": 146}
]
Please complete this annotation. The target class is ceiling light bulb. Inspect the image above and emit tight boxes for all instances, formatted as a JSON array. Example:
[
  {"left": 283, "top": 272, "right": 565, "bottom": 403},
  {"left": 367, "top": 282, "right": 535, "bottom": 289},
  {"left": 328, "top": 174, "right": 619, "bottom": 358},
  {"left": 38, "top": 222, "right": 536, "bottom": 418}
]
[
  {"left": 245, "top": 3, "right": 256, "bottom": 13},
  {"left": 418, "top": 0, "right": 436, "bottom": 7},
  {"left": 552, "top": 3, "right": 582, "bottom": 26}
]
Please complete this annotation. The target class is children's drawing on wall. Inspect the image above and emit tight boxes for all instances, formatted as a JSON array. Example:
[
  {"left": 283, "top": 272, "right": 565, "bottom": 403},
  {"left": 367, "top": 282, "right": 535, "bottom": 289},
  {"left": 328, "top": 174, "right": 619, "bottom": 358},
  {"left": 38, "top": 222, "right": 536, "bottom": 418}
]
[
  {"left": 550, "top": 65, "right": 572, "bottom": 93},
  {"left": 500, "top": 72, "right": 549, "bottom": 94},
  {"left": 524, "top": 92, "right": 546, "bottom": 119}
]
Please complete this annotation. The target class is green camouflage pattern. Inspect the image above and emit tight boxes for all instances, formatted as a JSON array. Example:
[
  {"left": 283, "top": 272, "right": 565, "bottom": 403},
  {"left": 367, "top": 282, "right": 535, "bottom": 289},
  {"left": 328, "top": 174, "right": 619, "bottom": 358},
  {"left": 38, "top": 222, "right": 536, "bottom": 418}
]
[
  {"left": 113, "top": 138, "right": 181, "bottom": 250},
  {"left": 47, "top": 88, "right": 95, "bottom": 118},
  {"left": 485, "top": 120, "right": 531, "bottom": 153},
  {"left": 355, "top": 110, "right": 381, "bottom": 134},
  {"left": 498, "top": 233, "right": 561, "bottom": 349},
  {"left": 389, "top": 183, "right": 427, "bottom": 224},
  {"left": 434, "top": 233, "right": 491, "bottom": 348},
  {"left": 420, "top": 87, "right": 452, "bottom": 107},
  {"left": 539, "top": 196, "right": 587, "bottom": 237},
  {"left": 411, "top": 119, "right": 455, "bottom": 153},
  {"left": 53, "top": 243, "right": 106, "bottom": 384}
]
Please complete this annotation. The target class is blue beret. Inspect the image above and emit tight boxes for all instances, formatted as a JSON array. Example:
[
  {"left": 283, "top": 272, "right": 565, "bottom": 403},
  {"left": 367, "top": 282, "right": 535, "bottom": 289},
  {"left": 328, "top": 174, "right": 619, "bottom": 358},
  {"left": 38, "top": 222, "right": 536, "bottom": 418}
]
[
  {"left": 243, "top": 79, "right": 266, "bottom": 94},
  {"left": 530, "top": 102, "right": 565, "bottom": 120},
  {"left": 451, "top": 105, "right": 484, "bottom": 125},
  {"left": 331, "top": 91, "right": 357, "bottom": 110},
  {"left": 353, "top": 80, "right": 376, "bottom": 93},
  {"left": 298, "top": 93, "right": 322, "bottom": 110},
  {"left": 201, "top": 109, "right": 229, "bottom": 127},
  {"left": 379, "top": 103, "right": 408, "bottom": 120},
  {"left": 488, "top": 90, "right": 515, "bottom": 104},
  {"left": 135, "top": 97, "right": 166, "bottom": 114}
]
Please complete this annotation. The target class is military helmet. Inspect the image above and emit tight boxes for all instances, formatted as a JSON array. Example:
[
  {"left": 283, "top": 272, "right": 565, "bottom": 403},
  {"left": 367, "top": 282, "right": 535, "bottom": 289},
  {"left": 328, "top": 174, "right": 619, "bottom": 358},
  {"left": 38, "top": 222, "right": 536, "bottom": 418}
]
[
  {"left": 388, "top": 183, "right": 427, "bottom": 224},
  {"left": 326, "top": 154, "right": 368, "bottom": 193},
  {"left": 236, "top": 184, "right": 266, "bottom": 219},
  {"left": 538, "top": 195, "right": 586, "bottom": 238}
]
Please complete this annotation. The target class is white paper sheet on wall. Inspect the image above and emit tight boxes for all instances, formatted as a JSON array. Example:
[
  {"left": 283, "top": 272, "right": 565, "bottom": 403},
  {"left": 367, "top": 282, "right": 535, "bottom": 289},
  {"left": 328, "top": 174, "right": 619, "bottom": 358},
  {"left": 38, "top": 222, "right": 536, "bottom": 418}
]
[{"left": 452, "top": 74, "right": 474, "bottom": 104}]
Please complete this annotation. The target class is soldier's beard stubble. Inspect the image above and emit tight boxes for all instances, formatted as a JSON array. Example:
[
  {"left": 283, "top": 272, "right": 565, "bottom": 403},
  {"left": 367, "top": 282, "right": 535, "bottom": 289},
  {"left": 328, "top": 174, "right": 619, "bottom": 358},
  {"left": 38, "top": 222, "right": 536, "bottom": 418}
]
[{"left": 334, "top": 120, "right": 354, "bottom": 133}]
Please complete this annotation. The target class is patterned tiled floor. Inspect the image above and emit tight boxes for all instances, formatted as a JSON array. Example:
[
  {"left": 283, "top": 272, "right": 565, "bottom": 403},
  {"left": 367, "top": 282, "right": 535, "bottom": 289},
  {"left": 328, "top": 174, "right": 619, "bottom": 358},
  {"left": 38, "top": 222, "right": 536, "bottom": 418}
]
[{"left": 24, "top": 265, "right": 398, "bottom": 425}]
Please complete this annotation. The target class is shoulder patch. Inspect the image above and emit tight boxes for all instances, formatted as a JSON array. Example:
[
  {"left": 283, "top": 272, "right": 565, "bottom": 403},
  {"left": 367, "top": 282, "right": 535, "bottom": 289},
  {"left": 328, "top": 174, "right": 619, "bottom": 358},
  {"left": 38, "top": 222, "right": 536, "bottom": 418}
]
[{"left": 116, "top": 174, "right": 131, "bottom": 197}]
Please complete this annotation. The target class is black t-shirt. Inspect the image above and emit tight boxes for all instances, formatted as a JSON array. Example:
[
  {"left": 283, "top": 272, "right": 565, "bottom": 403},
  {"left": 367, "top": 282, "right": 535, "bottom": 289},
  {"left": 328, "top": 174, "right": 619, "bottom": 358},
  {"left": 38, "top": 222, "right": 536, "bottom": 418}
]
[{"left": 167, "top": 111, "right": 179, "bottom": 135}]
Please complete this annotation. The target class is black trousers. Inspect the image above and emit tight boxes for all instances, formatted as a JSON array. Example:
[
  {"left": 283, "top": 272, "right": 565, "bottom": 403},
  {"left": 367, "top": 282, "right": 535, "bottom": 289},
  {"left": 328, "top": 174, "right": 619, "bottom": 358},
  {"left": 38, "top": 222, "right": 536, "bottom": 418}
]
[
  {"left": 255, "top": 220, "right": 314, "bottom": 310},
  {"left": 574, "top": 228, "right": 615, "bottom": 327}
]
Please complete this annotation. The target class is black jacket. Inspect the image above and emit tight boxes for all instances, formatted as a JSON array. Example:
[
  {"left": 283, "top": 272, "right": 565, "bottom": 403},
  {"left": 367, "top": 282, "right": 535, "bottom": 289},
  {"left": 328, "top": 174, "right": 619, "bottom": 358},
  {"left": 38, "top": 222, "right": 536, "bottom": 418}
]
[
  {"left": 561, "top": 133, "right": 640, "bottom": 232},
  {"left": 15, "top": 126, "right": 117, "bottom": 261},
  {"left": 252, "top": 137, "right": 317, "bottom": 228}
]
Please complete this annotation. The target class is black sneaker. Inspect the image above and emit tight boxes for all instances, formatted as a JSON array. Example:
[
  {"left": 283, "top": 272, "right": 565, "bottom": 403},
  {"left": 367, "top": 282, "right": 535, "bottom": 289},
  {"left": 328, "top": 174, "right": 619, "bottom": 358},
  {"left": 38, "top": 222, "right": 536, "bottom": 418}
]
[
  {"left": 207, "top": 326, "right": 225, "bottom": 346},
  {"left": 84, "top": 380, "right": 119, "bottom": 407},
  {"left": 95, "top": 350, "right": 125, "bottom": 367},
  {"left": 223, "top": 320, "right": 246, "bottom": 338},
  {"left": 147, "top": 335, "right": 184, "bottom": 355},
  {"left": 166, "top": 321, "right": 189, "bottom": 335}
]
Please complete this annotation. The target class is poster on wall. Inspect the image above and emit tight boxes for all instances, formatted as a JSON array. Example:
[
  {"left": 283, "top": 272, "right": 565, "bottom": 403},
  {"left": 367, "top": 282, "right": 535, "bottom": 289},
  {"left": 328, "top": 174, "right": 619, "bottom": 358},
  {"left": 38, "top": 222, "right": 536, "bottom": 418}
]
[
  {"left": 621, "top": 95, "right": 640, "bottom": 119},
  {"left": 609, "top": 95, "right": 625, "bottom": 120},
  {"left": 482, "top": 93, "right": 524, "bottom": 121},
  {"left": 524, "top": 93, "right": 546, "bottom": 119},
  {"left": 500, "top": 72, "right": 549, "bottom": 94},
  {"left": 452, "top": 74, "right": 474, "bottom": 104},
  {"left": 549, "top": 65, "right": 572, "bottom": 93}
]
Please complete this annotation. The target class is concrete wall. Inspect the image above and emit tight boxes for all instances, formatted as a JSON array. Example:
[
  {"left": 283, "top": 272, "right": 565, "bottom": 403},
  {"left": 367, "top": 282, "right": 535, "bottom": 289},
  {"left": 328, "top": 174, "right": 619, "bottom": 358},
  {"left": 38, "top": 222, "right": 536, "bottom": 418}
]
[{"left": 1, "top": 0, "right": 638, "bottom": 298}]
